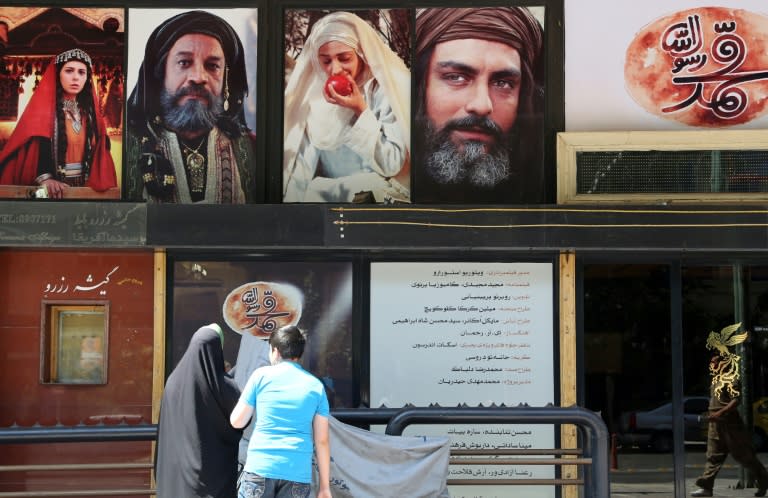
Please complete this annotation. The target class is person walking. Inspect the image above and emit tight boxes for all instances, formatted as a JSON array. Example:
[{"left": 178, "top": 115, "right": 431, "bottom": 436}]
[{"left": 691, "top": 325, "right": 768, "bottom": 497}]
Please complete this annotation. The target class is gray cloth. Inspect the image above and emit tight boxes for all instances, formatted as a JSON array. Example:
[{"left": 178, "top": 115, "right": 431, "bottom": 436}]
[{"left": 312, "top": 416, "right": 451, "bottom": 498}]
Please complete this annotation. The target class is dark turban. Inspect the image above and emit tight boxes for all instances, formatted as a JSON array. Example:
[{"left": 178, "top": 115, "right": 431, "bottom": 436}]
[{"left": 127, "top": 10, "right": 249, "bottom": 137}]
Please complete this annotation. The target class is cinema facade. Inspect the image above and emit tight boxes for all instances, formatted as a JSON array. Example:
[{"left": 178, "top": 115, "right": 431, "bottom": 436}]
[{"left": 2, "top": 1, "right": 768, "bottom": 498}]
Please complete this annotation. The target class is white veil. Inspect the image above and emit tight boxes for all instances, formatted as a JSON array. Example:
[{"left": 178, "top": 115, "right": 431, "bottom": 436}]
[{"left": 283, "top": 11, "right": 410, "bottom": 197}]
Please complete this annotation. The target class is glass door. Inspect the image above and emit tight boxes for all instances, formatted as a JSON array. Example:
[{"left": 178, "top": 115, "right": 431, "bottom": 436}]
[
  {"left": 583, "top": 262, "right": 768, "bottom": 497},
  {"left": 582, "top": 264, "right": 674, "bottom": 495},
  {"left": 682, "top": 265, "right": 768, "bottom": 497}
]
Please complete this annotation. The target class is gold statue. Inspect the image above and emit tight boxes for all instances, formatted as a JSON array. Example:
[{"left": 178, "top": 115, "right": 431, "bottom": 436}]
[{"left": 705, "top": 323, "right": 747, "bottom": 403}]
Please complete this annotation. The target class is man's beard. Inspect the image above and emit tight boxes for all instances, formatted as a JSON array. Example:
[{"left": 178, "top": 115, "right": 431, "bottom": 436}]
[
  {"left": 421, "top": 115, "right": 513, "bottom": 189},
  {"left": 160, "top": 83, "right": 223, "bottom": 134}
]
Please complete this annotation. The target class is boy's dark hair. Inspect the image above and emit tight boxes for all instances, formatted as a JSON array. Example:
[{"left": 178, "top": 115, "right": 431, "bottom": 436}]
[{"left": 269, "top": 325, "right": 306, "bottom": 360}]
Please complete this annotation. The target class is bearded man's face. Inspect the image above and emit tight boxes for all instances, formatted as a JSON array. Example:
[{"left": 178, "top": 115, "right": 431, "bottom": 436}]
[
  {"left": 420, "top": 115, "right": 513, "bottom": 188},
  {"left": 421, "top": 39, "right": 522, "bottom": 187},
  {"left": 161, "top": 33, "right": 225, "bottom": 134},
  {"left": 160, "top": 83, "right": 223, "bottom": 134}
]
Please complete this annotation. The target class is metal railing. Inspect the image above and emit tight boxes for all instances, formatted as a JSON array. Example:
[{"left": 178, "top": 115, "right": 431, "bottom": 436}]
[
  {"left": 0, "top": 405, "right": 609, "bottom": 498},
  {"left": 0, "top": 423, "right": 156, "bottom": 497},
  {"left": 384, "top": 405, "right": 610, "bottom": 497}
]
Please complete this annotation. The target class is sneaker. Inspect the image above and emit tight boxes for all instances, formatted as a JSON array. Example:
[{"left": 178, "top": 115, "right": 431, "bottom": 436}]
[{"left": 690, "top": 489, "right": 713, "bottom": 497}]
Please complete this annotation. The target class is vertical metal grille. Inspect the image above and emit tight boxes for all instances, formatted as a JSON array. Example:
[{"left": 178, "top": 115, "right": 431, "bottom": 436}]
[{"left": 576, "top": 150, "right": 768, "bottom": 194}]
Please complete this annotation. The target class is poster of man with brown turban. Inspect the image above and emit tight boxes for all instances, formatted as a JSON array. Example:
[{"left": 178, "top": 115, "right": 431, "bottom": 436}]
[{"left": 414, "top": 7, "right": 546, "bottom": 204}]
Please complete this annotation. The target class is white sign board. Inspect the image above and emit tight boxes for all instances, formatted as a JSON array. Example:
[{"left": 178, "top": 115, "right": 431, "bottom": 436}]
[{"left": 370, "top": 262, "right": 555, "bottom": 498}]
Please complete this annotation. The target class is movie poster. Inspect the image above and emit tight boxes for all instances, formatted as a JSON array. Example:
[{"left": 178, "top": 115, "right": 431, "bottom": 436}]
[
  {"left": 0, "top": 7, "right": 124, "bottom": 200},
  {"left": 412, "top": 7, "right": 548, "bottom": 204},
  {"left": 125, "top": 8, "right": 258, "bottom": 203},
  {"left": 282, "top": 9, "right": 411, "bottom": 204}
]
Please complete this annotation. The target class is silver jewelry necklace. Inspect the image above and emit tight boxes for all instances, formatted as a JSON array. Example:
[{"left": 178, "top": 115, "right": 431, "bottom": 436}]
[
  {"left": 180, "top": 136, "right": 207, "bottom": 193},
  {"left": 62, "top": 99, "right": 81, "bottom": 134},
  {"left": 182, "top": 137, "right": 205, "bottom": 169}
]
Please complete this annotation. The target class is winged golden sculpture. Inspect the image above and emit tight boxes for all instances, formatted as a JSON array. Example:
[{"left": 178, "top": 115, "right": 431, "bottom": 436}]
[{"left": 706, "top": 322, "right": 747, "bottom": 398}]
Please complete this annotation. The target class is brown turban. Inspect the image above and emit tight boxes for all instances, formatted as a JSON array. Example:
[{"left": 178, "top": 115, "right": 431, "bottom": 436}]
[
  {"left": 416, "top": 7, "right": 544, "bottom": 116},
  {"left": 416, "top": 7, "right": 543, "bottom": 77}
]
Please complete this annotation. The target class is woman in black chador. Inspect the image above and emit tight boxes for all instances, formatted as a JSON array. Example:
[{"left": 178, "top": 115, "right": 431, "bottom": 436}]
[{"left": 154, "top": 324, "right": 242, "bottom": 498}]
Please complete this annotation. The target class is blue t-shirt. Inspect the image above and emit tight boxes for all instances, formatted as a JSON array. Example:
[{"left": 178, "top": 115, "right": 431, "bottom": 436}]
[{"left": 240, "top": 361, "right": 330, "bottom": 483}]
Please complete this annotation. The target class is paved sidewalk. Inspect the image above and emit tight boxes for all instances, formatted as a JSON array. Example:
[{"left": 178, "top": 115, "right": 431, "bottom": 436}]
[
  {"left": 610, "top": 451, "right": 767, "bottom": 497},
  {"left": 612, "top": 480, "right": 764, "bottom": 497}
]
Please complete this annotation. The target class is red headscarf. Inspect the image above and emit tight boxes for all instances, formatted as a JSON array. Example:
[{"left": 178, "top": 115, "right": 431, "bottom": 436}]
[{"left": 0, "top": 56, "right": 117, "bottom": 191}]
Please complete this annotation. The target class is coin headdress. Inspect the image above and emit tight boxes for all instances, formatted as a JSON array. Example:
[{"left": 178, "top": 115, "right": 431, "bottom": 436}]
[{"left": 55, "top": 48, "right": 92, "bottom": 68}]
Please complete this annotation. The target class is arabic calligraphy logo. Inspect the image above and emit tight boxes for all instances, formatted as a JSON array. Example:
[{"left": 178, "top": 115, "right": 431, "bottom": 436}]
[
  {"left": 706, "top": 322, "right": 747, "bottom": 399},
  {"left": 625, "top": 7, "right": 768, "bottom": 127},
  {"left": 222, "top": 281, "right": 304, "bottom": 338}
]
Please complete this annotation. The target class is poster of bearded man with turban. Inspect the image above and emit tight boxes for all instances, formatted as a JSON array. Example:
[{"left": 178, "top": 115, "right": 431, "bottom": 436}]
[{"left": 414, "top": 7, "right": 547, "bottom": 204}]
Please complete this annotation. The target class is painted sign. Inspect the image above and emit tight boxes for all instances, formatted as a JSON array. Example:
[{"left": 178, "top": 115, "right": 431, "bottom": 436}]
[{"left": 625, "top": 7, "right": 768, "bottom": 127}]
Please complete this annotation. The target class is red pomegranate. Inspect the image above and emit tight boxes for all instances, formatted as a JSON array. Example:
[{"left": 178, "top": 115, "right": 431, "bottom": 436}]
[{"left": 325, "top": 75, "right": 353, "bottom": 97}]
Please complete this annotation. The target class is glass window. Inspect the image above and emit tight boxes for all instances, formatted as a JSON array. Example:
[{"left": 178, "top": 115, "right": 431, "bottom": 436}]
[
  {"left": 171, "top": 260, "right": 356, "bottom": 408},
  {"left": 40, "top": 302, "right": 109, "bottom": 384}
]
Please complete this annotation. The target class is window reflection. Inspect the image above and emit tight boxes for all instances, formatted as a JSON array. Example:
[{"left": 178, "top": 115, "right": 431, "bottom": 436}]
[{"left": 583, "top": 264, "right": 674, "bottom": 494}]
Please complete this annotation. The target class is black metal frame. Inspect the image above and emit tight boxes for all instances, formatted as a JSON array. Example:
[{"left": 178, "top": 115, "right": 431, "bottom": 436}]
[{"left": 0, "top": 405, "right": 610, "bottom": 497}]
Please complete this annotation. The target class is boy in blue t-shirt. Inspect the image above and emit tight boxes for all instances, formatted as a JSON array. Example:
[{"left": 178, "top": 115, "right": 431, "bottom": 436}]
[{"left": 230, "top": 325, "right": 331, "bottom": 498}]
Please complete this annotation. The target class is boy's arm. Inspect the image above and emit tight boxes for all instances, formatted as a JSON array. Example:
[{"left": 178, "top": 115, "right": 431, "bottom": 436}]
[{"left": 313, "top": 414, "right": 332, "bottom": 498}]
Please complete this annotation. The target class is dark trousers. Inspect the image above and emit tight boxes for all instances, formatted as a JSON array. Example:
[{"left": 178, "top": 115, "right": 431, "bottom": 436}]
[{"left": 696, "top": 418, "right": 768, "bottom": 490}]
